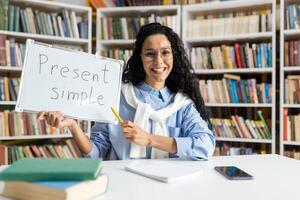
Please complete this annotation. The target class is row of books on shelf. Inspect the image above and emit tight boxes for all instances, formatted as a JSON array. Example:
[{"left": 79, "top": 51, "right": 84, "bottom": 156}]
[
  {"left": 284, "top": 150, "right": 300, "bottom": 160},
  {"left": 284, "top": 40, "right": 300, "bottom": 67},
  {"left": 0, "top": 36, "right": 25, "bottom": 67},
  {"left": 285, "top": 3, "right": 300, "bottom": 30},
  {"left": 189, "top": 42, "right": 272, "bottom": 70},
  {"left": 0, "top": 0, "right": 88, "bottom": 39},
  {"left": 98, "top": 49, "right": 132, "bottom": 62},
  {"left": 187, "top": 10, "right": 272, "bottom": 37},
  {"left": 214, "top": 147, "right": 253, "bottom": 156},
  {"left": 0, "top": 111, "right": 71, "bottom": 137},
  {"left": 90, "top": 0, "right": 211, "bottom": 7},
  {"left": 283, "top": 109, "right": 300, "bottom": 142},
  {"left": 89, "top": 0, "right": 213, "bottom": 8},
  {"left": 0, "top": 139, "right": 82, "bottom": 165},
  {"left": 199, "top": 75, "right": 272, "bottom": 104},
  {"left": 0, "top": 76, "right": 20, "bottom": 101},
  {"left": 91, "top": 0, "right": 175, "bottom": 7},
  {"left": 98, "top": 15, "right": 177, "bottom": 40},
  {"left": 213, "top": 143, "right": 268, "bottom": 156},
  {"left": 212, "top": 112, "right": 271, "bottom": 140},
  {"left": 284, "top": 75, "right": 300, "bottom": 104}
]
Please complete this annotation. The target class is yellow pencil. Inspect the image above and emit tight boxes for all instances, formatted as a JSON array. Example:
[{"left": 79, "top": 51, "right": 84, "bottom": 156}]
[{"left": 111, "top": 107, "right": 124, "bottom": 124}]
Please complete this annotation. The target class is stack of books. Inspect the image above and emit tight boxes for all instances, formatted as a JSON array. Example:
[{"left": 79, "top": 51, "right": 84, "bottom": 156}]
[{"left": 0, "top": 158, "right": 108, "bottom": 200}]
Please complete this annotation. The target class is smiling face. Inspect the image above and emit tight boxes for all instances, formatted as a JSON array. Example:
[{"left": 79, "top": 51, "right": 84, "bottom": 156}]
[{"left": 140, "top": 34, "right": 173, "bottom": 89}]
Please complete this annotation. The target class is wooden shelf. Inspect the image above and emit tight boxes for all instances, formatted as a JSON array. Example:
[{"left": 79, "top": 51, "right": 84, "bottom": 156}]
[
  {"left": 0, "top": 101, "right": 17, "bottom": 105},
  {"left": 184, "top": 32, "right": 272, "bottom": 44},
  {"left": 216, "top": 137, "right": 272, "bottom": 143},
  {"left": 283, "top": 66, "right": 300, "bottom": 72},
  {"left": 205, "top": 103, "right": 273, "bottom": 107},
  {"left": 98, "top": 39, "right": 135, "bottom": 46},
  {"left": 183, "top": 0, "right": 274, "bottom": 13},
  {"left": 0, "top": 134, "right": 73, "bottom": 141},
  {"left": 283, "top": 29, "right": 300, "bottom": 39},
  {"left": 283, "top": 104, "right": 300, "bottom": 108},
  {"left": 194, "top": 68, "right": 273, "bottom": 74},
  {"left": 0, "top": 67, "right": 22, "bottom": 72},
  {"left": 283, "top": 141, "right": 300, "bottom": 146},
  {"left": 0, "top": 30, "right": 89, "bottom": 45}
]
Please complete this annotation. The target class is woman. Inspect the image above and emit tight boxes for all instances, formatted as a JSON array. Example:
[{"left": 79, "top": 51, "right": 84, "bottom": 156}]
[{"left": 38, "top": 23, "right": 215, "bottom": 160}]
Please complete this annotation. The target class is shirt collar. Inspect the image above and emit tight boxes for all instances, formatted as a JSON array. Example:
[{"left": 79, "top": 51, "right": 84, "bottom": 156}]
[{"left": 137, "top": 82, "right": 172, "bottom": 102}]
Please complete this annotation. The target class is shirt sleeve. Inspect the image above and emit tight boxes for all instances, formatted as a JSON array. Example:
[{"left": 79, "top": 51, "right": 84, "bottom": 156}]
[
  {"left": 173, "top": 103, "right": 216, "bottom": 160},
  {"left": 86, "top": 122, "right": 112, "bottom": 159}
]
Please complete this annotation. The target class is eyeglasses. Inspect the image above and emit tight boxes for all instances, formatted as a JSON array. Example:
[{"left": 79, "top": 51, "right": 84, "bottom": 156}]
[{"left": 141, "top": 48, "right": 173, "bottom": 62}]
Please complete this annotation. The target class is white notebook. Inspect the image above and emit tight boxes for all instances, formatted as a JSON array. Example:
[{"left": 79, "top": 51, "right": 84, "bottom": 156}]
[{"left": 125, "top": 161, "right": 203, "bottom": 183}]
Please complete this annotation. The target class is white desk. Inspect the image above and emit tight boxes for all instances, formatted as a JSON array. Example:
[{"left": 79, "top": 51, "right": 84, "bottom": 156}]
[
  {"left": 1, "top": 154, "right": 300, "bottom": 200},
  {"left": 99, "top": 154, "right": 300, "bottom": 200}
]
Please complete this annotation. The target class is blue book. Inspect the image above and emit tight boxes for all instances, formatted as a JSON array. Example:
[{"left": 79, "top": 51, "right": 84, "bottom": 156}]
[
  {"left": 228, "top": 80, "right": 235, "bottom": 103},
  {"left": 0, "top": 77, "right": 4, "bottom": 101},
  {"left": 262, "top": 43, "right": 268, "bottom": 68},
  {"left": 231, "top": 80, "right": 239, "bottom": 103},
  {"left": 256, "top": 45, "right": 262, "bottom": 68},
  {"left": 265, "top": 84, "right": 270, "bottom": 103},
  {"left": 239, "top": 80, "right": 247, "bottom": 103},
  {"left": 61, "top": 19, "right": 69, "bottom": 37},
  {"left": 9, "top": 38, "right": 16, "bottom": 67},
  {"left": 2, "top": 175, "right": 108, "bottom": 200},
  {"left": 298, "top": 5, "right": 300, "bottom": 29},
  {"left": 288, "top": 5, "right": 295, "bottom": 29}
]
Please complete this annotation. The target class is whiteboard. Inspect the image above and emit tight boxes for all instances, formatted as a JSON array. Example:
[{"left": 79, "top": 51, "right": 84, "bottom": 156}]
[{"left": 16, "top": 39, "right": 123, "bottom": 123}]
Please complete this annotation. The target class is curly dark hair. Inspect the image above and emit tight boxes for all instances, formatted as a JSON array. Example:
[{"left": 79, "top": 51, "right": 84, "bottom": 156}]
[{"left": 122, "top": 23, "right": 211, "bottom": 127}]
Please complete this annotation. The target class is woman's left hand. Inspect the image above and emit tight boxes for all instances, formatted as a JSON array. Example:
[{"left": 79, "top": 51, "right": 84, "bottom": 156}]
[{"left": 122, "top": 121, "right": 152, "bottom": 146}]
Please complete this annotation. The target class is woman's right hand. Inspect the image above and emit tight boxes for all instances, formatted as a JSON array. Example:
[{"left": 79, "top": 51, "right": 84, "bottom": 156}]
[{"left": 37, "top": 111, "right": 76, "bottom": 129}]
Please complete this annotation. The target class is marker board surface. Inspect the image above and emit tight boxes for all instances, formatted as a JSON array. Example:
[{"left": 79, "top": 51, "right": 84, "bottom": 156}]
[{"left": 16, "top": 40, "right": 123, "bottom": 123}]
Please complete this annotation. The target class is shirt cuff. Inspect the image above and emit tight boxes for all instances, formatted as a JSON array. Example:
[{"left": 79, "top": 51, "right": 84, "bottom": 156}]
[
  {"left": 85, "top": 142, "right": 99, "bottom": 158},
  {"left": 174, "top": 137, "right": 209, "bottom": 160},
  {"left": 174, "top": 137, "right": 193, "bottom": 159}
]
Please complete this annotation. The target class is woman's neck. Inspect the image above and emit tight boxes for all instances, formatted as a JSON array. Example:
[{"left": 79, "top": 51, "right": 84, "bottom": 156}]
[{"left": 144, "top": 80, "right": 165, "bottom": 90}]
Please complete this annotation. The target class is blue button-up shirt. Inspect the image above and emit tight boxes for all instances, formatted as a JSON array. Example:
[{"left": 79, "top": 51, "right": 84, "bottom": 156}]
[{"left": 88, "top": 82, "right": 215, "bottom": 160}]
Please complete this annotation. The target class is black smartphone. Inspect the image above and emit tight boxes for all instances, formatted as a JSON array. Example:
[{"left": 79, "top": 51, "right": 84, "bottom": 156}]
[{"left": 214, "top": 166, "right": 253, "bottom": 180}]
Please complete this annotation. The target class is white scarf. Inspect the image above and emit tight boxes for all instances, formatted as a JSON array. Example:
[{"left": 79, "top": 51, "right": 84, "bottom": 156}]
[{"left": 121, "top": 83, "right": 193, "bottom": 159}]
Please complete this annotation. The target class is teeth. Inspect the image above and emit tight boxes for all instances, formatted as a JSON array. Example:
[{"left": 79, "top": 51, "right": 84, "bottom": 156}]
[{"left": 152, "top": 68, "right": 165, "bottom": 73}]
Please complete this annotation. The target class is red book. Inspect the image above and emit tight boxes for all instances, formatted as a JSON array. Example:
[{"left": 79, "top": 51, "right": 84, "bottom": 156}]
[
  {"left": 239, "top": 45, "right": 247, "bottom": 68},
  {"left": 30, "top": 145, "right": 41, "bottom": 158},
  {"left": 289, "top": 41, "right": 295, "bottom": 66},
  {"left": 283, "top": 108, "right": 288, "bottom": 141},
  {"left": 0, "top": 145, "right": 8, "bottom": 165},
  {"left": 9, "top": 111, "right": 14, "bottom": 136},
  {"left": 40, "top": 146, "right": 52, "bottom": 158},
  {"left": 0, "top": 35, "right": 7, "bottom": 66},
  {"left": 234, "top": 43, "right": 242, "bottom": 68}
]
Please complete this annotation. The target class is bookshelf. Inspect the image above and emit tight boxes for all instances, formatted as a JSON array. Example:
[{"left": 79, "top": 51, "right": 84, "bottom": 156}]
[
  {"left": 0, "top": 0, "right": 92, "bottom": 163},
  {"left": 183, "top": 0, "right": 276, "bottom": 155},
  {"left": 280, "top": 0, "right": 300, "bottom": 159},
  {"left": 96, "top": 5, "right": 181, "bottom": 59}
]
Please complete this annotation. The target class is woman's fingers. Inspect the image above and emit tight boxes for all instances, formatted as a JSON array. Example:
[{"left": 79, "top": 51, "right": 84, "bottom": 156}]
[
  {"left": 37, "top": 111, "right": 48, "bottom": 120},
  {"left": 40, "top": 111, "right": 63, "bottom": 128},
  {"left": 122, "top": 120, "right": 134, "bottom": 128}
]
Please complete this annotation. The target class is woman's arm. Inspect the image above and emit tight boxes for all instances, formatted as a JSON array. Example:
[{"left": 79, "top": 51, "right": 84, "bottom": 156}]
[
  {"left": 38, "top": 111, "right": 93, "bottom": 154},
  {"left": 173, "top": 104, "right": 216, "bottom": 160},
  {"left": 122, "top": 121, "right": 177, "bottom": 153},
  {"left": 122, "top": 103, "right": 215, "bottom": 160}
]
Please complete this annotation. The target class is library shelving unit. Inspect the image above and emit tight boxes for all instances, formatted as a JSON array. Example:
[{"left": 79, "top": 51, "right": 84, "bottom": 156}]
[
  {"left": 279, "top": 0, "right": 300, "bottom": 158},
  {"left": 182, "top": 0, "right": 276, "bottom": 155},
  {"left": 96, "top": 5, "right": 181, "bottom": 57},
  {"left": 0, "top": 0, "right": 92, "bottom": 147}
]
